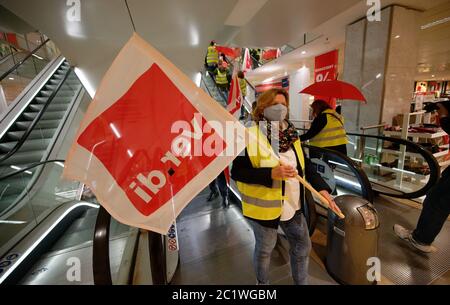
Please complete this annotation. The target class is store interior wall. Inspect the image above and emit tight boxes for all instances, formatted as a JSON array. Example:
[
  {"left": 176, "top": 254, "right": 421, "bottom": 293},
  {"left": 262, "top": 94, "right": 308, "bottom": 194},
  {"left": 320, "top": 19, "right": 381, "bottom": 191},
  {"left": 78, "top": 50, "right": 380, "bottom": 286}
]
[{"left": 382, "top": 6, "right": 420, "bottom": 127}]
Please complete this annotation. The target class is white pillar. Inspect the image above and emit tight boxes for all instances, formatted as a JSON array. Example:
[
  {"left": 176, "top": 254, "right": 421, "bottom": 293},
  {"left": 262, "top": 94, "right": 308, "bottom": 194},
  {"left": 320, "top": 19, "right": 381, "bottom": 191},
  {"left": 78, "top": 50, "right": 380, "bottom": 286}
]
[
  {"left": 0, "top": 85, "right": 8, "bottom": 116},
  {"left": 289, "top": 66, "right": 312, "bottom": 127}
]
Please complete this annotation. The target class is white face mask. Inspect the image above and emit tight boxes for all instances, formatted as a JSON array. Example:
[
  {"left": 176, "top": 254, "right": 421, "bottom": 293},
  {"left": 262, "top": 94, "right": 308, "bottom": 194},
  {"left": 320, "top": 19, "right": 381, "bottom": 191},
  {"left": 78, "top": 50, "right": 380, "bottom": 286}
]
[{"left": 264, "top": 104, "right": 288, "bottom": 122}]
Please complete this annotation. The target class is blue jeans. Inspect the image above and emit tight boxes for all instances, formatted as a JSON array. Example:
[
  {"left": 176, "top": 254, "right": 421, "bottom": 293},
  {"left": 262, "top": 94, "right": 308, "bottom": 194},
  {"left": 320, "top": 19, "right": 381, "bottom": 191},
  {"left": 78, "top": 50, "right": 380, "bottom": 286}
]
[{"left": 248, "top": 212, "right": 312, "bottom": 285}]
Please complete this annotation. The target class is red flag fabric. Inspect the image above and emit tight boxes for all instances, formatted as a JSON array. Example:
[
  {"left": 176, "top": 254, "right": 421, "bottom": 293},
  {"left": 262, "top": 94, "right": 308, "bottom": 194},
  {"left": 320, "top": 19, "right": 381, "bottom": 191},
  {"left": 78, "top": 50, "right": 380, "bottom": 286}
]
[
  {"left": 226, "top": 75, "right": 242, "bottom": 118},
  {"left": 216, "top": 46, "right": 240, "bottom": 60},
  {"left": 262, "top": 49, "right": 279, "bottom": 60},
  {"left": 63, "top": 33, "right": 246, "bottom": 234},
  {"left": 242, "top": 48, "right": 252, "bottom": 73}
]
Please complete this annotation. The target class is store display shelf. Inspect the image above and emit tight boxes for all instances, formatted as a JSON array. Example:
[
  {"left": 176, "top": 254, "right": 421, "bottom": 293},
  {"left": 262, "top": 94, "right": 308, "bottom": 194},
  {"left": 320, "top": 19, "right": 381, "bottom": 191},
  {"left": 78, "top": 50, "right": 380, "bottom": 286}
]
[
  {"left": 380, "top": 148, "right": 449, "bottom": 159},
  {"left": 361, "top": 162, "right": 428, "bottom": 180},
  {"left": 383, "top": 130, "right": 447, "bottom": 138}
]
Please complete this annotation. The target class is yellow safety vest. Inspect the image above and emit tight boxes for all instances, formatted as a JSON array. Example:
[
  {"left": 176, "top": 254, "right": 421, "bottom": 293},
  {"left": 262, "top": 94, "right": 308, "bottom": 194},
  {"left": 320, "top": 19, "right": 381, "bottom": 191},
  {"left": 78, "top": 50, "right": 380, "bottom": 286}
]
[
  {"left": 308, "top": 109, "right": 348, "bottom": 148},
  {"left": 236, "top": 125, "right": 305, "bottom": 221},
  {"left": 206, "top": 46, "right": 219, "bottom": 65},
  {"left": 239, "top": 78, "right": 247, "bottom": 96},
  {"left": 216, "top": 69, "right": 228, "bottom": 85}
]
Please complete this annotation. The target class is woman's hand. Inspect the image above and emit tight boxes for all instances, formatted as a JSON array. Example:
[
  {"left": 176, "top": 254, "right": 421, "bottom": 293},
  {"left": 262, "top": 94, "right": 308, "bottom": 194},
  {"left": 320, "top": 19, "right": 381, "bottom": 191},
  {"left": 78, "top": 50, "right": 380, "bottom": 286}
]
[
  {"left": 271, "top": 165, "right": 298, "bottom": 179},
  {"left": 319, "top": 190, "right": 343, "bottom": 216}
]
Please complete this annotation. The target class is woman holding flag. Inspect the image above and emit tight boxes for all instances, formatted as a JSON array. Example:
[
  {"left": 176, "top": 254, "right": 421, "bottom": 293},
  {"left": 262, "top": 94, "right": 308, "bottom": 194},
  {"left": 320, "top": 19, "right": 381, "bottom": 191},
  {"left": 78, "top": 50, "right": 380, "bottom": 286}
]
[{"left": 231, "top": 88, "right": 341, "bottom": 285}]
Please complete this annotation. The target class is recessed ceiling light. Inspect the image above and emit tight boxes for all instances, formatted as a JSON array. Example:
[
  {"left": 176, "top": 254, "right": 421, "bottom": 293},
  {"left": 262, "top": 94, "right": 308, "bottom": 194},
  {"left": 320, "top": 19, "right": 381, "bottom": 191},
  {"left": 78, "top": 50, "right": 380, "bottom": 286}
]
[
  {"left": 432, "top": 75, "right": 435, "bottom": 78},
  {"left": 8, "top": 77, "right": 14, "bottom": 80},
  {"left": 394, "top": 35, "right": 400, "bottom": 39},
  {"left": 301, "top": 51, "right": 307, "bottom": 55}
]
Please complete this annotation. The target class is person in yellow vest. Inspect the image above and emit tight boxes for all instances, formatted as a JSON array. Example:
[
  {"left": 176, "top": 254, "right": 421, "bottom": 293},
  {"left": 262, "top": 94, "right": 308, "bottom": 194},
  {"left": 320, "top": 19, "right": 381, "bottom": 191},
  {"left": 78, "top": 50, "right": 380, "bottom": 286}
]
[
  {"left": 205, "top": 40, "right": 219, "bottom": 72},
  {"left": 214, "top": 62, "right": 230, "bottom": 100},
  {"left": 231, "top": 88, "right": 341, "bottom": 285},
  {"left": 300, "top": 99, "right": 348, "bottom": 155},
  {"left": 238, "top": 71, "right": 247, "bottom": 120}
]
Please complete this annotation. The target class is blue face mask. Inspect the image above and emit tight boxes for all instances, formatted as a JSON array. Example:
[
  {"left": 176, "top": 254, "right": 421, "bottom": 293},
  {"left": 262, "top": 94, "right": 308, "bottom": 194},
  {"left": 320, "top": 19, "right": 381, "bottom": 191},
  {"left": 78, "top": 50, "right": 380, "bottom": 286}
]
[{"left": 264, "top": 104, "right": 288, "bottom": 122}]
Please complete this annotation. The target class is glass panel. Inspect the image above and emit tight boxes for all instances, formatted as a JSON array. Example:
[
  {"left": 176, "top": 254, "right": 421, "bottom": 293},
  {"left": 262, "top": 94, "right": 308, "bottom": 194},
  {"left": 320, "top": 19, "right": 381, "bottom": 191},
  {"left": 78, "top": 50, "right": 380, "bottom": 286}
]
[
  {"left": 0, "top": 40, "right": 61, "bottom": 106},
  {"left": 347, "top": 133, "right": 439, "bottom": 199},
  {"left": 303, "top": 145, "right": 372, "bottom": 202}
]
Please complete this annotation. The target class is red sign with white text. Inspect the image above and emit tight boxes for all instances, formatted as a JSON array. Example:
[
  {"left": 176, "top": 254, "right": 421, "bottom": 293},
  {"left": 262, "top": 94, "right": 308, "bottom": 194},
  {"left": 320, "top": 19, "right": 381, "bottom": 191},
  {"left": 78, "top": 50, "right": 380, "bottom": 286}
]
[{"left": 314, "top": 50, "right": 338, "bottom": 108}]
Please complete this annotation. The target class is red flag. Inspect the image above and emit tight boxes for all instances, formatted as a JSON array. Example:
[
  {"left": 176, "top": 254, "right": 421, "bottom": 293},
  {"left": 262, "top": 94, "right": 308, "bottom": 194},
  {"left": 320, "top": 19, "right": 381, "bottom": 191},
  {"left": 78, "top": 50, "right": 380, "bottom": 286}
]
[
  {"left": 216, "top": 46, "right": 240, "bottom": 60},
  {"left": 262, "top": 49, "right": 278, "bottom": 60},
  {"left": 226, "top": 75, "right": 242, "bottom": 118},
  {"left": 242, "top": 48, "right": 252, "bottom": 73},
  {"left": 63, "top": 33, "right": 246, "bottom": 234}
]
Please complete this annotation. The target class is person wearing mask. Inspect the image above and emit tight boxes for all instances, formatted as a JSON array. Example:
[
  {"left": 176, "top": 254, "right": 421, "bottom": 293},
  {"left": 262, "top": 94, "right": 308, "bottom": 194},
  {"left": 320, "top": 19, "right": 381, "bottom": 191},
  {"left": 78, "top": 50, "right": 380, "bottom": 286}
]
[
  {"left": 238, "top": 71, "right": 248, "bottom": 120},
  {"left": 205, "top": 40, "right": 219, "bottom": 72},
  {"left": 300, "top": 99, "right": 348, "bottom": 155},
  {"left": 231, "top": 88, "right": 341, "bottom": 285},
  {"left": 394, "top": 101, "right": 450, "bottom": 253}
]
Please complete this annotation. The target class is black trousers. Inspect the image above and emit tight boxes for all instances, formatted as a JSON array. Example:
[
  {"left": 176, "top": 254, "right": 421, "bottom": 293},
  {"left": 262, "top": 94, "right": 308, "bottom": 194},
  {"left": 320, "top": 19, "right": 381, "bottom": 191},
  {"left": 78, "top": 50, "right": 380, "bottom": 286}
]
[
  {"left": 413, "top": 168, "right": 450, "bottom": 244},
  {"left": 209, "top": 171, "right": 228, "bottom": 198}
]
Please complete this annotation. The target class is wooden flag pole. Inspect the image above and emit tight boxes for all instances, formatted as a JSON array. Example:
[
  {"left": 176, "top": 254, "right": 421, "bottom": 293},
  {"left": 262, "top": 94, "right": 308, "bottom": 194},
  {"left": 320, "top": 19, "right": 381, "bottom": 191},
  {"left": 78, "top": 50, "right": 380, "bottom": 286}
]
[{"left": 294, "top": 174, "right": 345, "bottom": 219}]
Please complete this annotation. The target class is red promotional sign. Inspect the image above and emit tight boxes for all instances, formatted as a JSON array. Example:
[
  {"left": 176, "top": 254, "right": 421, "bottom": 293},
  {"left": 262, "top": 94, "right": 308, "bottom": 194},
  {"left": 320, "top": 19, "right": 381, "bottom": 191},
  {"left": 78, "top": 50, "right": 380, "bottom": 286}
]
[{"left": 314, "top": 50, "right": 338, "bottom": 108}]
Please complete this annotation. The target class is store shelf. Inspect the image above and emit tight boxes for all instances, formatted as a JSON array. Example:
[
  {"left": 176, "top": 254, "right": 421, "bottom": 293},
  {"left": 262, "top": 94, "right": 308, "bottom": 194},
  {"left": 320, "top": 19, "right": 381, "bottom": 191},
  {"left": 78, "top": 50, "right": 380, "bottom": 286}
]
[
  {"left": 381, "top": 148, "right": 449, "bottom": 159},
  {"left": 361, "top": 162, "right": 429, "bottom": 180},
  {"left": 383, "top": 130, "right": 447, "bottom": 138}
]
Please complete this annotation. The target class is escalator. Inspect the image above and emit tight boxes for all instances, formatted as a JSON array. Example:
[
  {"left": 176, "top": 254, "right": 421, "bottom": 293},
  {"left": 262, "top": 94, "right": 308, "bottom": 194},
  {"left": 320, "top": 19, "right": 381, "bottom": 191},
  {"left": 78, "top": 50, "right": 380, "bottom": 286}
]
[{"left": 0, "top": 60, "right": 81, "bottom": 217}]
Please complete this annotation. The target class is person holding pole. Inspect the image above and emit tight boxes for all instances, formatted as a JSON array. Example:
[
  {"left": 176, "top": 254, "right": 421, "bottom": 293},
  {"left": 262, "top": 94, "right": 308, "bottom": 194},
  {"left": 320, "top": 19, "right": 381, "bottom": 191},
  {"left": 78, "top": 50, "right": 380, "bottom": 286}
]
[{"left": 231, "top": 88, "right": 343, "bottom": 285}]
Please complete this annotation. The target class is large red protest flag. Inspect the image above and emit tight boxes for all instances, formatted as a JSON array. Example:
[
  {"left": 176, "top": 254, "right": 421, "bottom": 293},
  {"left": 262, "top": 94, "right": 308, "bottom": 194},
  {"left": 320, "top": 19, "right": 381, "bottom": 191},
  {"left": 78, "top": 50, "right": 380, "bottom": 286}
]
[{"left": 63, "top": 33, "right": 246, "bottom": 234}]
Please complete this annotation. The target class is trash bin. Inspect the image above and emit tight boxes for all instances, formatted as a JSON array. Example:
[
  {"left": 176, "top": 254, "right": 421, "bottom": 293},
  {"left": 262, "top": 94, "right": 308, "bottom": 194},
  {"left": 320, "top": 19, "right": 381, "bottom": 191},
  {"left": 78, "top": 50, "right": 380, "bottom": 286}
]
[{"left": 326, "top": 194, "right": 379, "bottom": 285}]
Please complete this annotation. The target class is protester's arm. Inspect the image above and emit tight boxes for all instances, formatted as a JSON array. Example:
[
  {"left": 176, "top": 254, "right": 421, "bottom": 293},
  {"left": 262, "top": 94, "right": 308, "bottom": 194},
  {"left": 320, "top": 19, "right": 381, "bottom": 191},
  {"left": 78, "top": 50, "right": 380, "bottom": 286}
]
[
  {"left": 300, "top": 114, "right": 327, "bottom": 142},
  {"left": 231, "top": 149, "right": 273, "bottom": 188}
]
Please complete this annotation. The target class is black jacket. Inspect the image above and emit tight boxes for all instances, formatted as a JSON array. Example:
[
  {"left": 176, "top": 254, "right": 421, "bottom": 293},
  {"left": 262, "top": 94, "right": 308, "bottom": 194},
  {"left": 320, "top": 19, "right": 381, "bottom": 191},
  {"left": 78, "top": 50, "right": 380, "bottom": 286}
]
[{"left": 231, "top": 144, "right": 331, "bottom": 228}]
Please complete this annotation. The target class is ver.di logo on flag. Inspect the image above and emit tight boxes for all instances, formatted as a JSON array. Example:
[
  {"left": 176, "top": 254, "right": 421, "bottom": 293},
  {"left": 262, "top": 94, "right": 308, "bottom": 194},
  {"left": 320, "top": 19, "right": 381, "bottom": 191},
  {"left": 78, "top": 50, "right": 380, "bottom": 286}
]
[{"left": 63, "top": 33, "right": 246, "bottom": 234}]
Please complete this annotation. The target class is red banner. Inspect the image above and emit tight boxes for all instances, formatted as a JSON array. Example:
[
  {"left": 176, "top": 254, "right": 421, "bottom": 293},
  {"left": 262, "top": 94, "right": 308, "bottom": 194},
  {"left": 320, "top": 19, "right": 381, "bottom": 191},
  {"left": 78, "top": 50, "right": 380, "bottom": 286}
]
[
  {"left": 262, "top": 49, "right": 279, "bottom": 60},
  {"left": 314, "top": 50, "right": 338, "bottom": 108},
  {"left": 216, "top": 46, "right": 240, "bottom": 60}
]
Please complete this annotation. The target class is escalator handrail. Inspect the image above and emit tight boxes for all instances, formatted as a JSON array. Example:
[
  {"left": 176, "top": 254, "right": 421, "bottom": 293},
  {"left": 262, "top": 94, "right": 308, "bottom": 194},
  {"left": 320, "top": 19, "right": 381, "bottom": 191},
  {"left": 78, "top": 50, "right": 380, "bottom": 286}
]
[
  {"left": 345, "top": 131, "right": 441, "bottom": 199},
  {"left": 303, "top": 144, "right": 374, "bottom": 203},
  {"left": 298, "top": 127, "right": 441, "bottom": 198},
  {"left": 0, "top": 65, "right": 72, "bottom": 164},
  {"left": 0, "top": 159, "right": 65, "bottom": 182},
  {"left": 0, "top": 38, "right": 51, "bottom": 82}
]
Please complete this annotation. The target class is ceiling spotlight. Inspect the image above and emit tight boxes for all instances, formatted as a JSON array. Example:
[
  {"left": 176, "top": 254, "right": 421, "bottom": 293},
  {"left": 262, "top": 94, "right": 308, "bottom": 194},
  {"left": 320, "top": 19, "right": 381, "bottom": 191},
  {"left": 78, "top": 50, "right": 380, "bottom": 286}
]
[
  {"left": 301, "top": 51, "right": 306, "bottom": 55},
  {"left": 394, "top": 35, "right": 400, "bottom": 39},
  {"left": 431, "top": 75, "right": 435, "bottom": 78},
  {"left": 8, "top": 77, "right": 14, "bottom": 80}
]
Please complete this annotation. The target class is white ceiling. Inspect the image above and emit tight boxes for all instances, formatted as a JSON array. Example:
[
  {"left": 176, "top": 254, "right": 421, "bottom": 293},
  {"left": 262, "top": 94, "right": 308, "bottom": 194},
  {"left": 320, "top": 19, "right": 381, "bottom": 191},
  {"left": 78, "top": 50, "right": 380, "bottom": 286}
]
[
  {"left": 245, "top": 0, "right": 450, "bottom": 84},
  {"left": 0, "top": 0, "right": 448, "bottom": 93}
]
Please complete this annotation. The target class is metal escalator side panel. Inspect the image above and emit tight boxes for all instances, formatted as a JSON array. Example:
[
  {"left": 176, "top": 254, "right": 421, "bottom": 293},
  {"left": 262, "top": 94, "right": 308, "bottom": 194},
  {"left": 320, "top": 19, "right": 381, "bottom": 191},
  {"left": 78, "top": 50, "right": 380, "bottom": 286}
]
[{"left": 0, "top": 201, "right": 99, "bottom": 284}]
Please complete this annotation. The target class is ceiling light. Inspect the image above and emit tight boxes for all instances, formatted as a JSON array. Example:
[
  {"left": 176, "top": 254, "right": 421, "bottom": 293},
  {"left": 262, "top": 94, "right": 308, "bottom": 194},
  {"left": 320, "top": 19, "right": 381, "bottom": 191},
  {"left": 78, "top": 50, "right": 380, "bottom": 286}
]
[
  {"left": 432, "top": 75, "right": 435, "bottom": 78},
  {"left": 32, "top": 54, "right": 44, "bottom": 60},
  {"left": 376, "top": 73, "right": 382, "bottom": 79},
  {"left": 301, "top": 51, "right": 307, "bottom": 55},
  {"left": 8, "top": 77, "right": 14, "bottom": 80},
  {"left": 420, "top": 16, "right": 450, "bottom": 30},
  {"left": 394, "top": 35, "right": 400, "bottom": 39}
]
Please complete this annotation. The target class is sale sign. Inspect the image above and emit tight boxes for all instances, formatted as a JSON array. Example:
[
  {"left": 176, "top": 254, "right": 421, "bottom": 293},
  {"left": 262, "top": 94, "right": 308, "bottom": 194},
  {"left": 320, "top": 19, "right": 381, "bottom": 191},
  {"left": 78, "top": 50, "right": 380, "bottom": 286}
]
[{"left": 314, "top": 50, "right": 338, "bottom": 108}]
